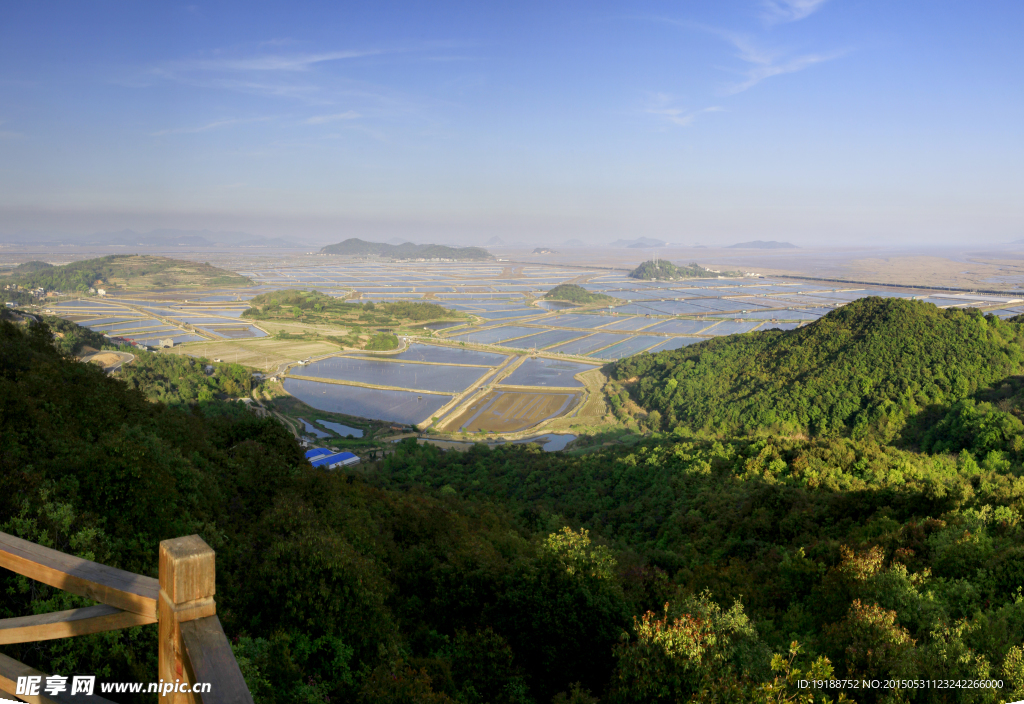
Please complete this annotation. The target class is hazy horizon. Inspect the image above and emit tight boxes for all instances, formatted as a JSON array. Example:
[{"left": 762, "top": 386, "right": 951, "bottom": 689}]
[{"left": 2, "top": 1, "right": 1022, "bottom": 247}]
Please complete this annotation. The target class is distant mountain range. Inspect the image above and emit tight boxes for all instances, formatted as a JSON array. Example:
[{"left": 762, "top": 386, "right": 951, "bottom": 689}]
[
  {"left": 728, "top": 240, "right": 797, "bottom": 249},
  {"left": 609, "top": 237, "right": 668, "bottom": 248},
  {"left": 321, "top": 238, "right": 493, "bottom": 260},
  {"left": 0, "top": 229, "right": 307, "bottom": 248}
]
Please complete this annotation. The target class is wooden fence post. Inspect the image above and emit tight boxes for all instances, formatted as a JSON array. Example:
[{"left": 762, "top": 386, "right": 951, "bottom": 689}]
[{"left": 159, "top": 536, "right": 217, "bottom": 704}]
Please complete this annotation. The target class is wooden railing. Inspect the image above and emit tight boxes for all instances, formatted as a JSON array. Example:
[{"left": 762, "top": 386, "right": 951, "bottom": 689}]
[{"left": 0, "top": 532, "right": 253, "bottom": 704}]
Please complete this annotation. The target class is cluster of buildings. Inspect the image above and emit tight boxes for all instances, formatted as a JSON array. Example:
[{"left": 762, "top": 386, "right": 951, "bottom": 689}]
[{"left": 304, "top": 447, "right": 361, "bottom": 469}]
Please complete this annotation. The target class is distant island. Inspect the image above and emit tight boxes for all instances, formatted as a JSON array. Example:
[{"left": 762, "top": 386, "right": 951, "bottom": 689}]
[
  {"left": 1, "top": 254, "right": 249, "bottom": 295},
  {"left": 728, "top": 240, "right": 797, "bottom": 249},
  {"left": 532, "top": 247, "right": 559, "bottom": 255},
  {"left": 321, "top": 238, "right": 492, "bottom": 261},
  {"left": 609, "top": 237, "right": 667, "bottom": 248},
  {"left": 543, "top": 284, "right": 615, "bottom": 305},
  {"left": 628, "top": 260, "right": 742, "bottom": 280}
]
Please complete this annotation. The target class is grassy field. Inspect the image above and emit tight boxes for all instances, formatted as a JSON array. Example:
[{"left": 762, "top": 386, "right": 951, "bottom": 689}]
[{"left": 160, "top": 338, "right": 340, "bottom": 371}]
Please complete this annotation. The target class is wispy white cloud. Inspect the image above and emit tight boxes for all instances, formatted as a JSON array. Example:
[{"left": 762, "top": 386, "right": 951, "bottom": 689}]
[
  {"left": 645, "top": 96, "right": 724, "bottom": 127},
  {"left": 303, "top": 111, "right": 360, "bottom": 125},
  {"left": 168, "top": 49, "right": 382, "bottom": 73},
  {"left": 152, "top": 116, "right": 273, "bottom": 136},
  {"left": 762, "top": 0, "right": 829, "bottom": 24},
  {"left": 146, "top": 46, "right": 416, "bottom": 105},
  {"left": 708, "top": 29, "right": 844, "bottom": 93},
  {"left": 650, "top": 18, "right": 844, "bottom": 94}
]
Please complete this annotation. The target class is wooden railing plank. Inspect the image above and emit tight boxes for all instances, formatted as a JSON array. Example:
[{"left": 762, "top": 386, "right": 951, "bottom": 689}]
[
  {"left": 0, "top": 604, "right": 156, "bottom": 645},
  {"left": 0, "top": 532, "right": 158, "bottom": 618},
  {"left": 0, "top": 653, "right": 117, "bottom": 704},
  {"left": 180, "top": 616, "right": 254, "bottom": 704}
]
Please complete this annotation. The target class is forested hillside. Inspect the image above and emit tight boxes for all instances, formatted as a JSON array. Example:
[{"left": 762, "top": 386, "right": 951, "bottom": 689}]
[
  {"left": 544, "top": 284, "right": 614, "bottom": 305},
  {"left": 613, "top": 298, "right": 1024, "bottom": 440},
  {"left": 628, "top": 260, "right": 741, "bottom": 280},
  {"left": 7, "top": 298, "right": 1024, "bottom": 703}
]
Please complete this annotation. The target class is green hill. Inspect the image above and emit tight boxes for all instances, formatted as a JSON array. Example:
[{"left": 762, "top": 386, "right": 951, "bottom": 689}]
[
  {"left": 1, "top": 254, "right": 249, "bottom": 293},
  {"left": 612, "top": 297, "right": 1024, "bottom": 439},
  {"left": 628, "top": 260, "right": 741, "bottom": 280},
  {"left": 13, "top": 260, "right": 55, "bottom": 274},
  {"left": 243, "top": 289, "right": 462, "bottom": 325},
  {"left": 321, "top": 238, "right": 493, "bottom": 260},
  {"left": 543, "top": 284, "right": 615, "bottom": 305}
]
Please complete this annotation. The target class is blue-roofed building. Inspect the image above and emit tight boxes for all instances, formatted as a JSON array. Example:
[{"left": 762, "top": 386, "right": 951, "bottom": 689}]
[
  {"left": 310, "top": 451, "right": 361, "bottom": 469},
  {"left": 305, "top": 448, "right": 332, "bottom": 459}
]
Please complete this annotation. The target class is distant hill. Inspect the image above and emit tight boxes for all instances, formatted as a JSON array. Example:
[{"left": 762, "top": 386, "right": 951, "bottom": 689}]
[
  {"left": 609, "top": 237, "right": 667, "bottom": 248},
  {"left": 2, "top": 254, "right": 250, "bottom": 293},
  {"left": 0, "top": 229, "right": 307, "bottom": 248},
  {"left": 321, "top": 238, "right": 493, "bottom": 261},
  {"left": 612, "top": 297, "right": 1024, "bottom": 439},
  {"left": 13, "top": 261, "right": 54, "bottom": 274},
  {"left": 543, "top": 284, "right": 614, "bottom": 305},
  {"left": 728, "top": 240, "right": 797, "bottom": 249},
  {"left": 628, "top": 260, "right": 741, "bottom": 280},
  {"left": 486, "top": 236, "right": 505, "bottom": 246},
  {"left": 532, "top": 248, "right": 559, "bottom": 255}
]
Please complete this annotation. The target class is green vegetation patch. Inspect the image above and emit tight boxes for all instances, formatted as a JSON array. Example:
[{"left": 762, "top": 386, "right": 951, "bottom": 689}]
[
  {"left": 363, "top": 332, "right": 399, "bottom": 350},
  {"left": 42, "top": 315, "right": 109, "bottom": 355},
  {"left": 612, "top": 297, "right": 1024, "bottom": 440},
  {"left": 628, "top": 259, "right": 742, "bottom": 280},
  {"left": 544, "top": 284, "right": 615, "bottom": 305},
  {"left": 244, "top": 289, "right": 464, "bottom": 331}
]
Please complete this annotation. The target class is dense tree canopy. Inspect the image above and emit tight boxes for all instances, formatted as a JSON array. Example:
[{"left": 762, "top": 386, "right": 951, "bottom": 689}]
[
  {"left": 6, "top": 297, "right": 1024, "bottom": 703},
  {"left": 613, "top": 298, "right": 1024, "bottom": 440},
  {"left": 544, "top": 285, "right": 615, "bottom": 305},
  {"left": 628, "top": 261, "right": 741, "bottom": 280}
]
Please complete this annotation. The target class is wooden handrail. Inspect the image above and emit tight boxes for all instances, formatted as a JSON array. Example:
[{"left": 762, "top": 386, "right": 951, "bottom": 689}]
[
  {"left": 0, "top": 605, "right": 154, "bottom": 645},
  {"left": 181, "top": 617, "right": 253, "bottom": 704},
  {"left": 0, "top": 532, "right": 253, "bottom": 704},
  {"left": 0, "top": 533, "right": 158, "bottom": 617},
  {"left": 0, "top": 652, "right": 116, "bottom": 704}
]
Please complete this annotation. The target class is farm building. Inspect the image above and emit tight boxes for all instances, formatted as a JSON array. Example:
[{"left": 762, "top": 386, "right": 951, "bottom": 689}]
[{"left": 308, "top": 450, "right": 360, "bottom": 469}]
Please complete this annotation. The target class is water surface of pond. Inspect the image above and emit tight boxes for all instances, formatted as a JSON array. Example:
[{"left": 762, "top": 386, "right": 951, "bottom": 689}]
[
  {"left": 300, "top": 357, "right": 487, "bottom": 393},
  {"left": 316, "top": 420, "right": 365, "bottom": 438},
  {"left": 502, "top": 358, "right": 594, "bottom": 387},
  {"left": 284, "top": 378, "right": 451, "bottom": 425}
]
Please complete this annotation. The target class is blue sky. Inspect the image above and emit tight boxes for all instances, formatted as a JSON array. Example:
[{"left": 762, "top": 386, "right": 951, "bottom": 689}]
[{"left": 1, "top": 0, "right": 1022, "bottom": 246}]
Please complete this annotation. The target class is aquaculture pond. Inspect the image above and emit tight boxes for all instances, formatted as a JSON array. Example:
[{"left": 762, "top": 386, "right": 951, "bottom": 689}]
[
  {"left": 357, "top": 344, "right": 507, "bottom": 366},
  {"left": 590, "top": 335, "right": 664, "bottom": 359},
  {"left": 283, "top": 378, "right": 452, "bottom": 425},
  {"left": 501, "top": 358, "right": 594, "bottom": 387},
  {"left": 316, "top": 420, "right": 365, "bottom": 438},
  {"left": 299, "top": 357, "right": 487, "bottom": 393},
  {"left": 645, "top": 337, "right": 705, "bottom": 353},
  {"left": 500, "top": 329, "right": 586, "bottom": 350},
  {"left": 420, "top": 321, "right": 465, "bottom": 330}
]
